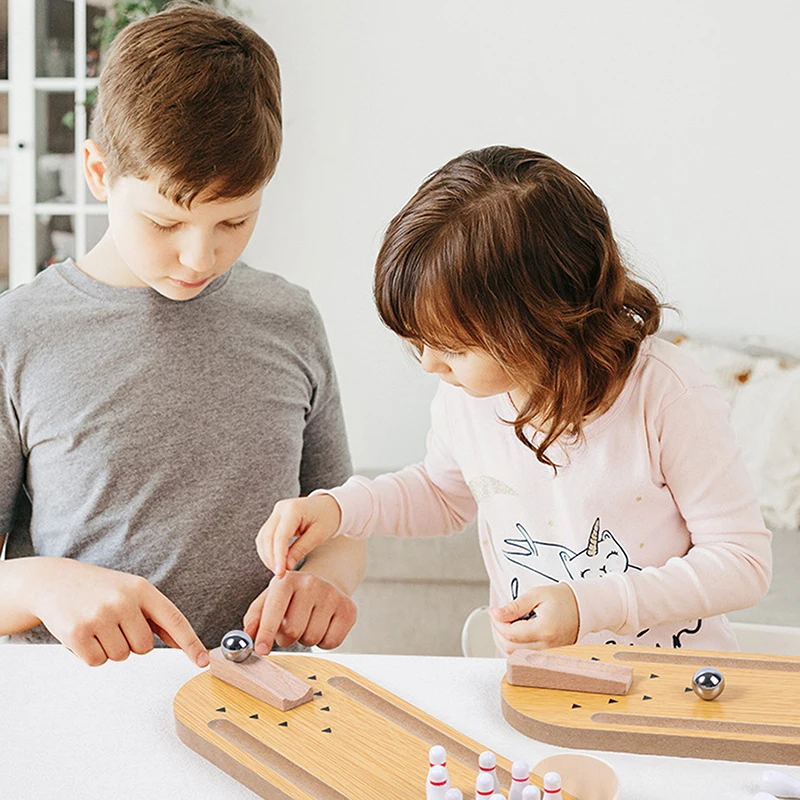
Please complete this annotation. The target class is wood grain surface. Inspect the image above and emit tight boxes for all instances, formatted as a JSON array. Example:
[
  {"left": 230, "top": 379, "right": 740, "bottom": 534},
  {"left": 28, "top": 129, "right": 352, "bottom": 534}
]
[
  {"left": 502, "top": 644, "right": 800, "bottom": 764},
  {"left": 175, "top": 655, "right": 579, "bottom": 799}
]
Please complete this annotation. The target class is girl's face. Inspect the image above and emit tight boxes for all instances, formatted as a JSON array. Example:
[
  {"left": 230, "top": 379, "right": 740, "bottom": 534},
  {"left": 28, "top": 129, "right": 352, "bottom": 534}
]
[{"left": 419, "top": 345, "right": 518, "bottom": 399}]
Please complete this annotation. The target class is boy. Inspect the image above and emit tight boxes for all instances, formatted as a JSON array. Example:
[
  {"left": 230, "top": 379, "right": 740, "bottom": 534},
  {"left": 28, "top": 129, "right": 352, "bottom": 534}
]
[{"left": 0, "top": 3, "right": 365, "bottom": 667}]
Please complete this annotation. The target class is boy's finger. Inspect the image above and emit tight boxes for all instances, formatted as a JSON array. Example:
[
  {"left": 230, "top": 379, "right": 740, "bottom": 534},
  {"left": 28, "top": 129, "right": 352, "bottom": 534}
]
[
  {"left": 242, "top": 593, "right": 266, "bottom": 639},
  {"left": 96, "top": 623, "right": 132, "bottom": 663},
  {"left": 254, "top": 578, "right": 293, "bottom": 656},
  {"left": 316, "top": 608, "right": 352, "bottom": 650},
  {"left": 149, "top": 619, "right": 180, "bottom": 649},
  {"left": 120, "top": 615, "right": 157, "bottom": 656},
  {"left": 144, "top": 590, "right": 209, "bottom": 667},
  {"left": 275, "top": 590, "right": 314, "bottom": 649},
  {"left": 64, "top": 636, "right": 107, "bottom": 668}
]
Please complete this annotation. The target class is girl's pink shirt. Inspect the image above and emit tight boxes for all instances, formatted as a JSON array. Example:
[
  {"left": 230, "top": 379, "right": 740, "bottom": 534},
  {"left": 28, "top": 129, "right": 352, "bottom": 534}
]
[{"left": 324, "top": 337, "right": 772, "bottom": 650}]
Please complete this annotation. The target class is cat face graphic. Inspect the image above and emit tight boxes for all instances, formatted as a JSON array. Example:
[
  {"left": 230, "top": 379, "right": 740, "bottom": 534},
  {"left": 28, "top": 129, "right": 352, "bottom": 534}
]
[{"left": 560, "top": 517, "right": 630, "bottom": 580}]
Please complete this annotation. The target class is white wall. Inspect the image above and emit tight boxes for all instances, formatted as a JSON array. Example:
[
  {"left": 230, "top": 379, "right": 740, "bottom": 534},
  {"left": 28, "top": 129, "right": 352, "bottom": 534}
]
[{"left": 241, "top": 0, "right": 800, "bottom": 471}]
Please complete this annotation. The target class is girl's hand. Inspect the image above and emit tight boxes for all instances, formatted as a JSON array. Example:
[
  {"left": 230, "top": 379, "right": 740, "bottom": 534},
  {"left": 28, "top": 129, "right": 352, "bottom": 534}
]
[
  {"left": 255, "top": 495, "right": 342, "bottom": 578},
  {"left": 489, "top": 583, "right": 580, "bottom": 653},
  {"left": 242, "top": 571, "right": 357, "bottom": 655},
  {"left": 27, "top": 558, "right": 208, "bottom": 667}
]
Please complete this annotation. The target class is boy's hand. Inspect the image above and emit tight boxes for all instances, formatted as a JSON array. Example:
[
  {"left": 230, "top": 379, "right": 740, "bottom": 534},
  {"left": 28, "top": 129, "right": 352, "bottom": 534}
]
[
  {"left": 489, "top": 583, "right": 580, "bottom": 654},
  {"left": 255, "top": 494, "right": 342, "bottom": 578},
  {"left": 242, "top": 571, "right": 357, "bottom": 655},
  {"left": 29, "top": 558, "right": 209, "bottom": 668}
]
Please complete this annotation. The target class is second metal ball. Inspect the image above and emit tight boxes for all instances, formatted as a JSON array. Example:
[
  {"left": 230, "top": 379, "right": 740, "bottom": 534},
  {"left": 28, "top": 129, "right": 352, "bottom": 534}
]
[{"left": 692, "top": 666, "right": 725, "bottom": 700}]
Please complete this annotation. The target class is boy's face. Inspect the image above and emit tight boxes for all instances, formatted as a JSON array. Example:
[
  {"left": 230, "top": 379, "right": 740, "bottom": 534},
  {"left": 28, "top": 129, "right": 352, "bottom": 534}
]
[
  {"left": 104, "top": 175, "right": 263, "bottom": 301},
  {"left": 82, "top": 142, "right": 264, "bottom": 301}
]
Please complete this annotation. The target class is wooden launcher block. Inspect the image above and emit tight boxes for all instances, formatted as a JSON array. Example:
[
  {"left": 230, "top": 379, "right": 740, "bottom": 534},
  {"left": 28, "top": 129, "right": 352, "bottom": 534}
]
[
  {"left": 507, "top": 648, "right": 634, "bottom": 695},
  {"left": 208, "top": 647, "right": 314, "bottom": 711}
]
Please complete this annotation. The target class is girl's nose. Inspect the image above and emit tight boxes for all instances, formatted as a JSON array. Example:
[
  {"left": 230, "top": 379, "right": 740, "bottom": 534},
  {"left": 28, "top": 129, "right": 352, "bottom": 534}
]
[{"left": 420, "top": 346, "right": 448, "bottom": 375}]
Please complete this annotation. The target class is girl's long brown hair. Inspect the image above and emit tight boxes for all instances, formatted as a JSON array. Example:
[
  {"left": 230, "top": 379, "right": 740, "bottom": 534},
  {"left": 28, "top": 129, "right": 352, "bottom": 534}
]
[{"left": 374, "top": 146, "right": 663, "bottom": 470}]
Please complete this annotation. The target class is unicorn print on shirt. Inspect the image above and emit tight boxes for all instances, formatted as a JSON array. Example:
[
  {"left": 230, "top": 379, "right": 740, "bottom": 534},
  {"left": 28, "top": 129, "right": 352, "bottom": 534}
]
[
  {"left": 502, "top": 516, "right": 702, "bottom": 648},
  {"left": 502, "top": 517, "right": 639, "bottom": 582}
]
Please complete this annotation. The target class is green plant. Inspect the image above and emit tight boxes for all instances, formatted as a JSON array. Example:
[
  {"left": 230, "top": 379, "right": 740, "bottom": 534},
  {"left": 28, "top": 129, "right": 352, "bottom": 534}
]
[{"left": 94, "top": 1, "right": 241, "bottom": 53}]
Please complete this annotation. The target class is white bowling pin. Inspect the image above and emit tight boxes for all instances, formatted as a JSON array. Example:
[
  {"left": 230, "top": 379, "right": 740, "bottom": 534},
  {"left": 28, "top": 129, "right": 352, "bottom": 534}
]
[
  {"left": 761, "top": 770, "right": 800, "bottom": 799},
  {"left": 753, "top": 793, "right": 778, "bottom": 800},
  {"left": 522, "top": 787, "right": 542, "bottom": 800},
  {"left": 430, "top": 745, "right": 447, "bottom": 768},
  {"left": 429, "top": 745, "right": 451, "bottom": 790},
  {"left": 508, "top": 759, "right": 531, "bottom": 800},
  {"left": 427, "top": 765, "right": 450, "bottom": 799},
  {"left": 444, "top": 790, "right": 463, "bottom": 800},
  {"left": 543, "top": 771, "right": 563, "bottom": 800},
  {"left": 476, "top": 772, "right": 496, "bottom": 798},
  {"left": 478, "top": 751, "right": 501, "bottom": 792},
  {"left": 491, "top": 795, "right": 505, "bottom": 800}
]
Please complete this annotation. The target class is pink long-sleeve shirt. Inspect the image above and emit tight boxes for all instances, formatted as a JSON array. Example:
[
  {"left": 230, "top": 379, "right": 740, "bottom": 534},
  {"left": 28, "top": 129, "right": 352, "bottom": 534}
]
[{"left": 328, "top": 337, "right": 772, "bottom": 651}]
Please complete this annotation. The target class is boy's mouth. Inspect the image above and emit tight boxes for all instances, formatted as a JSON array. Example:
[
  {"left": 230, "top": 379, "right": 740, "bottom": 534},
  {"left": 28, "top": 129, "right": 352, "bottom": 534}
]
[{"left": 170, "top": 277, "right": 212, "bottom": 288}]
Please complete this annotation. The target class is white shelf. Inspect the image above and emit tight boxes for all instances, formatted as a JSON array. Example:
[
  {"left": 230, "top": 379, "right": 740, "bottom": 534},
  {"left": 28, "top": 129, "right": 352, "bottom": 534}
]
[
  {"left": 35, "top": 203, "right": 107, "bottom": 215},
  {"left": 33, "top": 78, "right": 100, "bottom": 92},
  {"left": 7, "top": 0, "right": 106, "bottom": 287}
]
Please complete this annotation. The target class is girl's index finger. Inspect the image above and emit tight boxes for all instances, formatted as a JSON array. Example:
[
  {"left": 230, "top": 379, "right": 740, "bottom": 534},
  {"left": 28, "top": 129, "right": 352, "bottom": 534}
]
[
  {"left": 255, "top": 514, "right": 280, "bottom": 572},
  {"left": 272, "top": 510, "right": 303, "bottom": 579}
]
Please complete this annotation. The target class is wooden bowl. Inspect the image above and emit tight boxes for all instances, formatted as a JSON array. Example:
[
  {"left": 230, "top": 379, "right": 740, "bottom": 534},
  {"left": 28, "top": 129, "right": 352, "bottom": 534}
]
[{"left": 533, "top": 753, "right": 621, "bottom": 800}]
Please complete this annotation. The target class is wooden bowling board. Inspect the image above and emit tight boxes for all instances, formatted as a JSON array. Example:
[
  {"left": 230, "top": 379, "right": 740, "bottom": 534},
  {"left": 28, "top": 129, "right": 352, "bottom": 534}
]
[
  {"left": 175, "top": 654, "right": 578, "bottom": 800},
  {"left": 502, "top": 644, "right": 800, "bottom": 764}
]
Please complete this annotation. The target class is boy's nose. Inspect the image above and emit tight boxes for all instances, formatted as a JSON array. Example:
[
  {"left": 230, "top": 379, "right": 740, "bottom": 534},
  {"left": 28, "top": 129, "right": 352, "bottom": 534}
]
[{"left": 179, "top": 236, "right": 216, "bottom": 274}]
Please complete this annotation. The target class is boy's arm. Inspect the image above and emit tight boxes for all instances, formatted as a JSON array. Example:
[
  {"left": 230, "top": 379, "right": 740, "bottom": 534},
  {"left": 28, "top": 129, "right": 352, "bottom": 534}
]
[{"left": 0, "top": 541, "right": 45, "bottom": 634}]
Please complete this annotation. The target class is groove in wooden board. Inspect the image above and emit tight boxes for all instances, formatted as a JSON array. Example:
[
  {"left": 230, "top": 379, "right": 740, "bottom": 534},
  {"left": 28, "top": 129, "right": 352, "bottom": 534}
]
[
  {"left": 209, "top": 719, "right": 349, "bottom": 800},
  {"left": 175, "top": 656, "right": 584, "bottom": 800},
  {"left": 501, "top": 643, "right": 800, "bottom": 765},
  {"left": 328, "top": 675, "right": 514, "bottom": 786},
  {"left": 590, "top": 713, "right": 800, "bottom": 738},
  {"left": 614, "top": 651, "right": 800, "bottom": 672}
]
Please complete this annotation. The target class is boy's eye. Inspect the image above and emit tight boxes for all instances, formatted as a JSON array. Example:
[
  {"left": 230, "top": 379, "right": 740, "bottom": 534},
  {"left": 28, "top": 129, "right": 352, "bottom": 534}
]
[
  {"left": 440, "top": 349, "right": 465, "bottom": 360},
  {"left": 222, "top": 219, "right": 248, "bottom": 230},
  {"left": 149, "top": 220, "right": 180, "bottom": 233}
]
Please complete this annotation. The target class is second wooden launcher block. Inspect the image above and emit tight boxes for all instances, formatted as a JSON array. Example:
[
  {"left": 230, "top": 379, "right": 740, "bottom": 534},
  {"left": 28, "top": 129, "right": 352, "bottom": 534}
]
[{"left": 507, "top": 649, "right": 634, "bottom": 695}]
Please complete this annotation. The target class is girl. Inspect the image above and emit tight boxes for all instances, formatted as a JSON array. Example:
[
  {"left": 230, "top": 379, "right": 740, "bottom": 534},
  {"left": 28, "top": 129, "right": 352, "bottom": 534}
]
[{"left": 254, "top": 147, "right": 771, "bottom": 655}]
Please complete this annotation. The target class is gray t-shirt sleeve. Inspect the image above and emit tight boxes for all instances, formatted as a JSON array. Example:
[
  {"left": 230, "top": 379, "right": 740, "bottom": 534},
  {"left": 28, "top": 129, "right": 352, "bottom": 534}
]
[
  {"left": 299, "top": 299, "right": 352, "bottom": 495},
  {"left": 0, "top": 359, "right": 25, "bottom": 536}
]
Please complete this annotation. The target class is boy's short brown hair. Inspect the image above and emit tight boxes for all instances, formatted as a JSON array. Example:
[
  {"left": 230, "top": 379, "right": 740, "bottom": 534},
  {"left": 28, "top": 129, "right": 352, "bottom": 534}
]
[{"left": 92, "top": 1, "right": 281, "bottom": 206}]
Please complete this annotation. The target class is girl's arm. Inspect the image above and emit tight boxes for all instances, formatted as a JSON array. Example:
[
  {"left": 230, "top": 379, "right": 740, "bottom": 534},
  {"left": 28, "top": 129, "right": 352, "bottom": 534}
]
[
  {"left": 572, "top": 384, "right": 772, "bottom": 639},
  {"left": 324, "top": 391, "right": 477, "bottom": 541},
  {"left": 257, "top": 386, "right": 477, "bottom": 576}
]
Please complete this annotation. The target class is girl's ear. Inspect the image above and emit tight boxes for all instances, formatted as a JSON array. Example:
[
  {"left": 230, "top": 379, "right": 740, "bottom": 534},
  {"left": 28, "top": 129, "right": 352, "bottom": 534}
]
[{"left": 82, "top": 139, "right": 110, "bottom": 202}]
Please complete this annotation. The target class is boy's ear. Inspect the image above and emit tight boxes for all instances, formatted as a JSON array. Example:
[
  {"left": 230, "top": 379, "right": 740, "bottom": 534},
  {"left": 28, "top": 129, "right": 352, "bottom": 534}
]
[{"left": 83, "top": 139, "right": 110, "bottom": 202}]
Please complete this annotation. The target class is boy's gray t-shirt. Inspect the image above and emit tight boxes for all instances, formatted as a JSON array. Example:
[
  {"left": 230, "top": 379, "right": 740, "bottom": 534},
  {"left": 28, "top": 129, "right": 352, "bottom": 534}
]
[{"left": 0, "top": 260, "right": 352, "bottom": 647}]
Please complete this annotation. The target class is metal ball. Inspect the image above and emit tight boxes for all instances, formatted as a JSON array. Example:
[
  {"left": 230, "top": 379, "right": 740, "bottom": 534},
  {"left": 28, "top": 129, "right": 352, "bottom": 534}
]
[
  {"left": 692, "top": 666, "right": 725, "bottom": 700},
  {"left": 221, "top": 630, "right": 254, "bottom": 662}
]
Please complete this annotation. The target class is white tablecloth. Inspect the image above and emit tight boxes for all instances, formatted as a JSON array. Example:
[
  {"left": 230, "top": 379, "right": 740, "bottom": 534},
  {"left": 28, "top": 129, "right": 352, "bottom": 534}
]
[{"left": 0, "top": 644, "right": 790, "bottom": 799}]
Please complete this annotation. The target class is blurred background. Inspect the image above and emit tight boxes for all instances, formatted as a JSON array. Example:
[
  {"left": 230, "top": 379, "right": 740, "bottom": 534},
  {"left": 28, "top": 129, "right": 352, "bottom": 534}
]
[{"left": 3, "top": 1, "right": 798, "bottom": 654}]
